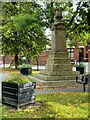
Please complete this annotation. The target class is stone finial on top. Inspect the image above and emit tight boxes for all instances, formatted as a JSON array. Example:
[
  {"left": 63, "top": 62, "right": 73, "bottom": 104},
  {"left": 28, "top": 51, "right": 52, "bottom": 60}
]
[{"left": 55, "top": 8, "right": 62, "bottom": 22}]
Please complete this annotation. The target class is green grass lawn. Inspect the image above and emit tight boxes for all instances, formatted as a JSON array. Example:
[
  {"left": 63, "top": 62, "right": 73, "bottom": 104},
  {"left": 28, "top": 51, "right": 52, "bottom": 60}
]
[
  {"left": 1, "top": 68, "right": 89, "bottom": 118},
  {"left": 1, "top": 68, "right": 39, "bottom": 76},
  {"left": 2, "top": 92, "right": 89, "bottom": 119}
]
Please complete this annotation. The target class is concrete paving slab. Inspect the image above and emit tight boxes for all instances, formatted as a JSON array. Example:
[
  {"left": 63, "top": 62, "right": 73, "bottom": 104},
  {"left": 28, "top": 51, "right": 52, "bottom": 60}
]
[
  {"left": 0, "top": 72, "right": 9, "bottom": 99},
  {"left": 36, "top": 86, "right": 89, "bottom": 94}
]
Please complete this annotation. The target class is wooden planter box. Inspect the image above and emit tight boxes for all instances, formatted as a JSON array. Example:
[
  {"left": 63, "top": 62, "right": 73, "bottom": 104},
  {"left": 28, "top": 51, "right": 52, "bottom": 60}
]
[
  {"left": 76, "top": 67, "right": 84, "bottom": 74},
  {"left": 2, "top": 82, "right": 36, "bottom": 109},
  {"left": 20, "top": 68, "right": 32, "bottom": 75}
]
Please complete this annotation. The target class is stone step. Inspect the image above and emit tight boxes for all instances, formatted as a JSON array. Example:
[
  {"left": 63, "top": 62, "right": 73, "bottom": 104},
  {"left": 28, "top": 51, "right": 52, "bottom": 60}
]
[
  {"left": 49, "top": 52, "right": 69, "bottom": 58},
  {"left": 48, "top": 80, "right": 77, "bottom": 87},
  {"left": 45, "top": 64, "right": 72, "bottom": 71},
  {"left": 47, "top": 58, "right": 70, "bottom": 64},
  {"left": 62, "top": 71, "right": 80, "bottom": 75},
  {"left": 36, "top": 74, "right": 76, "bottom": 81},
  {"left": 30, "top": 76, "right": 80, "bottom": 87},
  {"left": 30, "top": 76, "right": 77, "bottom": 87},
  {"left": 40, "top": 70, "right": 79, "bottom": 76},
  {"left": 30, "top": 76, "right": 50, "bottom": 86}
]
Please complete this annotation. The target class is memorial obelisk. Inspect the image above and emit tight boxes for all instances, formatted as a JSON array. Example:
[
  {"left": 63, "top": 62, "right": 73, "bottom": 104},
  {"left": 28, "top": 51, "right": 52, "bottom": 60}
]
[{"left": 31, "top": 8, "right": 79, "bottom": 87}]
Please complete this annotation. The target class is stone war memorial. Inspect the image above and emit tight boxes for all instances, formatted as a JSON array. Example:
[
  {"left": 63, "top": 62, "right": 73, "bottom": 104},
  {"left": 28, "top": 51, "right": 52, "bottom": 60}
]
[{"left": 31, "top": 8, "right": 79, "bottom": 87}]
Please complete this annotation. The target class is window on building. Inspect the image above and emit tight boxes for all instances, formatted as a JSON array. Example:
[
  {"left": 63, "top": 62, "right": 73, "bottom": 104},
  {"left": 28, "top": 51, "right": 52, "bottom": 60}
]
[{"left": 67, "top": 48, "right": 74, "bottom": 59}]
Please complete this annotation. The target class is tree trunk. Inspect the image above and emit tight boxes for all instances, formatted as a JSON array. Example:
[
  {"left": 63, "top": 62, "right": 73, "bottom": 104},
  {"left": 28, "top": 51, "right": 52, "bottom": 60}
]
[
  {"left": 15, "top": 53, "right": 18, "bottom": 69},
  {"left": 36, "top": 59, "right": 39, "bottom": 71},
  {"left": 3, "top": 56, "right": 6, "bottom": 68}
]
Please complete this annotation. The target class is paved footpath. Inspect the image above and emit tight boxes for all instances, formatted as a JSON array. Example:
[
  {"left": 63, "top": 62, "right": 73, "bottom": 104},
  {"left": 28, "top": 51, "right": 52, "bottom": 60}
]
[
  {"left": 36, "top": 86, "right": 89, "bottom": 94},
  {"left": 0, "top": 72, "right": 9, "bottom": 98}
]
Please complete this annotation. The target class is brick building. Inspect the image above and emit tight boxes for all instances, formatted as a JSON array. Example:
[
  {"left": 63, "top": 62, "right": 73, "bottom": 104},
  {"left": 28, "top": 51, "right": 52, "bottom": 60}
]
[
  {"left": 38, "top": 44, "right": 90, "bottom": 65},
  {"left": 67, "top": 43, "right": 90, "bottom": 63},
  {"left": 1, "top": 44, "right": 90, "bottom": 66}
]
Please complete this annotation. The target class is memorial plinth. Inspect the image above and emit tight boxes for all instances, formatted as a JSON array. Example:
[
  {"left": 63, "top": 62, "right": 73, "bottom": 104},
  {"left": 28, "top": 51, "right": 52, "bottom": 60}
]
[{"left": 30, "top": 9, "right": 79, "bottom": 87}]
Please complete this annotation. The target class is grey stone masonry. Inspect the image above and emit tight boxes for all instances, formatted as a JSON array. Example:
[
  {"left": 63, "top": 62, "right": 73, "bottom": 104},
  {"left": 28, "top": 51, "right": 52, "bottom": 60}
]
[{"left": 30, "top": 8, "right": 79, "bottom": 87}]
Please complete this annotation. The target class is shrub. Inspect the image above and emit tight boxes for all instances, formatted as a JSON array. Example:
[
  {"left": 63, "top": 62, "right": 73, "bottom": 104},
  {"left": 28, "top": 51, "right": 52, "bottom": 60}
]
[
  {"left": 76, "top": 62, "right": 85, "bottom": 68},
  {"left": 5, "top": 76, "right": 32, "bottom": 84},
  {"left": 18, "top": 64, "right": 32, "bottom": 69}
]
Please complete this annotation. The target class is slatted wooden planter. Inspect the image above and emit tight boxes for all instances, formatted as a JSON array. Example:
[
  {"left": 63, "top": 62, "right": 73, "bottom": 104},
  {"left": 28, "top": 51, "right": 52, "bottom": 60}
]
[{"left": 2, "top": 82, "right": 36, "bottom": 109}]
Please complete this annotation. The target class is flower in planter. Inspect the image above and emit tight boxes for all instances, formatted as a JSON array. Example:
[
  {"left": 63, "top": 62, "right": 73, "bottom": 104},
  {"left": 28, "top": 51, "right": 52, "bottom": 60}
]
[
  {"left": 76, "top": 62, "right": 85, "bottom": 74},
  {"left": 18, "top": 64, "right": 32, "bottom": 69},
  {"left": 76, "top": 62, "right": 85, "bottom": 68},
  {"left": 5, "top": 76, "right": 32, "bottom": 84},
  {"left": 2, "top": 76, "right": 36, "bottom": 109},
  {"left": 18, "top": 64, "right": 32, "bottom": 75}
]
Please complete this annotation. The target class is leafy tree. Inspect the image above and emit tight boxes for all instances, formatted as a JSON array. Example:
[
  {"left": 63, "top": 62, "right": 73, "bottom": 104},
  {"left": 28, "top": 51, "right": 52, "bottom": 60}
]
[
  {"left": 67, "top": 1, "right": 90, "bottom": 46},
  {"left": 2, "top": 2, "right": 48, "bottom": 69},
  {"left": 2, "top": 2, "right": 19, "bottom": 68},
  {"left": 43, "top": 0, "right": 90, "bottom": 47}
]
